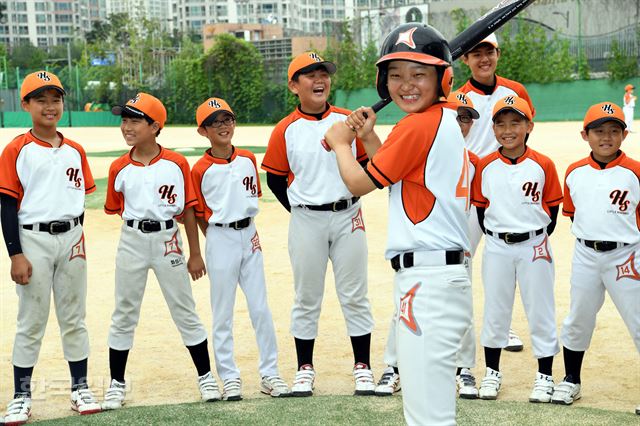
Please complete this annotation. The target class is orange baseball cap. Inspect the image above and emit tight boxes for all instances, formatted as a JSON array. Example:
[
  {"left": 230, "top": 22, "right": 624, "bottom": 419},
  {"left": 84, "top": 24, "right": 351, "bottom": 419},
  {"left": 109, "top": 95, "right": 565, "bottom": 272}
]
[
  {"left": 196, "top": 97, "right": 235, "bottom": 127},
  {"left": 492, "top": 95, "right": 533, "bottom": 121},
  {"left": 583, "top": 102, "right": 626, "bottom": 130},
  {"left": 447, "top": 91, "right": 480, "bottom": 119},
  {"left": 288, "top": 51, "right": 336, "bottom": 81},
  {"left": 112, "top": 93, "right": 167, "bottom": 129},
  {"left": 625, "top": 84, "right": 635, "bottom": 92},
  {"left": 469, "top": 33, "right": 499, "bottom": 52},
  {"left": 20, "top": 70, "right": 65, "bottom": 100}
]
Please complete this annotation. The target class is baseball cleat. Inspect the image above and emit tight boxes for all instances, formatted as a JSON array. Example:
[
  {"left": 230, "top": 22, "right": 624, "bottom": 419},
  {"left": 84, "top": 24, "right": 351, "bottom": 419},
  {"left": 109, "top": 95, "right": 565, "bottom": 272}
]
[
  {"left": 529, "top": 372, "right": 554, "bottom": 403},
  {"left": 456, "top": 368, "right": 479, "bottom": 399},
  {"left": 505, "top": 328, "right": 524, "bottom": 352},
  {"left": 551, "top": 380, "right": 581, "bottom": 405},
  {"left": 353, "top": 363, "right": 375, "bottom": 396},
  {"left": 70, "top": 387, "right": 101, "bottom": 415},
  {"left": 479, "top": 367, "right": 502, "bottom": 400},
  {"left": 260, "top": 375, "right": 291, "bottom": 397},
  {"left": 4, "top": 394, "right": 31, "bottom": 426},
  {"left": 291, "top": 364, "right": 315, "bottom": 397},
  {"left": 198, "top": 372, "right": 222, "bottom": 402},
  {"left": 102, "top": 379, "right": 126, "bottom": 410},
  {"left": 374, "top": 366, "right": 401, "bottom": 396},
  {"left": 222, "top": 378, "right": 242, "bottom": 401}
]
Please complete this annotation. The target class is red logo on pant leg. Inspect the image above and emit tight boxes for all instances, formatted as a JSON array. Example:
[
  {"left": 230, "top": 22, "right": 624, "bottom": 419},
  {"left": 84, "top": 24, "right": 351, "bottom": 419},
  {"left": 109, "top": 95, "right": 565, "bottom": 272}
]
[
  {"left": 351, "top": 208, "right": 365, "bottom": 232},
  {"left": 164, "top": 230, "right": 182, "bottom": 256},
  {"left": 251, "top": 232, "right": 262, "bottom": 252},
  {"left": 532, "top": 235, "right": 552, "bottom": 263},
  {"left": 399, "top": 282, "right": 422, "bottom": 336},
  {"left": 69, "top": 233, "right": 86, "bottom": 260},
  {"left": 616, "top": 252, "right": 640, "bottom": 281}
]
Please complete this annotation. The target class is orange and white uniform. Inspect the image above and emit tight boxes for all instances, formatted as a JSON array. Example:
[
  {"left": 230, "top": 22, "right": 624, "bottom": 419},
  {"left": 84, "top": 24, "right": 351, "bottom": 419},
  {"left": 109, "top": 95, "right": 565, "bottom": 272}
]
[
  {"left": 191, "top": 147, "right": 281, "bottom": 381},
  {"left": 262, "top": 105, "right": 374, "bottom": 340},
  {"left": 104, "top": 146, "right": 208, "bottom": 351},
  {"left": 561, "top": 152, "right": 640, "bottom": 352},
  {"left": 367, "top": 103, "right": 472, "bottom": 426},
  {"left": 458, "top": 77, "right": 535, "bottom": 158},
  {"left": 472, "top": 147, "right": 561, "bottom": 357},
  {"left": 0, "top": 131, "right": 95, "bottom": 367}
]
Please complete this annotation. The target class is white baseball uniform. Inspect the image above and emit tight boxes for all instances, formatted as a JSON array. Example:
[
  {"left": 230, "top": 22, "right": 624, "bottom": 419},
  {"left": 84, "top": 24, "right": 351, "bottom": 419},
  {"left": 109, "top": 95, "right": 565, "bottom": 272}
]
[
  {"left": 366, "top": 104, "right": 472, "bottom": 426},
  {"left": 472, "top": 147, "right": 562, "bottom": 357},
  {"left": 0, "top": 131, "right": 95, "bottom": 367},
  {"left": 624, "top": 92, "right": 636, "bottom": 132},
  {"left": 561, "top": 152, "right": 640, "bottom": 352},
  {"left": 262, "top": 105, "right": 374, "bottom": 340},
  {"left": 191, "top": 147, "right": 280, "bottom": 381},
  {"left": 104, "top": 146, "right": 207, "bottom": 351}
]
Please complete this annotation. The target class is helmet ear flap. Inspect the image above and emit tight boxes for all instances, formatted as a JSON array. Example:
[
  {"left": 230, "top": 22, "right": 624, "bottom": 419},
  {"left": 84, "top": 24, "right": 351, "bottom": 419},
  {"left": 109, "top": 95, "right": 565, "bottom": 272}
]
[
  {"left": 376, "top": 66, "right": 390, "bottom": 100},
  {"left": 440, "top": 67, "right": 454, "bottom": 98}
]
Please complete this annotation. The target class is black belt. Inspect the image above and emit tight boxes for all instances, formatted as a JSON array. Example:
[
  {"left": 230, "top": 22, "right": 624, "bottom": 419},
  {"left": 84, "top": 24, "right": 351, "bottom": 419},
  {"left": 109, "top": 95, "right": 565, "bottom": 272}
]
[
  {"left": 300, "top": 197, "right": 360, "bottom": 212},
  {"left": 214, "top": 217, "right": 251, "bottom": 230},
  {"left": 579, "top": 239, "right": 629, "bottom": 252},
  {"left": 22, "top": 215, "right": 82, "bottom": 235},
  {"left": 390, "top": 250, "right": 465, "bottom": 271},
  {"left": 126, "top": 219, "right": 174, "bottom": 233},
  {"left": 486, "top": 228, "right": 544, "bottom": 244}
]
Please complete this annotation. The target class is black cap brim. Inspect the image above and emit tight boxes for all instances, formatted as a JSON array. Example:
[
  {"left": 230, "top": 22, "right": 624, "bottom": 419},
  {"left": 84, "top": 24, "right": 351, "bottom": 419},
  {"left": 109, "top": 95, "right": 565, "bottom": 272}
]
[
  {"left": 296, "top": 62, "right": 337, "bottom": 78},
  {"left": 26, "top": 85, "right": 66, "bottom": 99},
  {"left": 201, "top": 110, "right": 236, "bottom": 127},
  {"left": 112, "top": 105, "right": 146, "bottom": 118},
  {"left": 585, "top": 117, "right": 627, "bottom": 130}
]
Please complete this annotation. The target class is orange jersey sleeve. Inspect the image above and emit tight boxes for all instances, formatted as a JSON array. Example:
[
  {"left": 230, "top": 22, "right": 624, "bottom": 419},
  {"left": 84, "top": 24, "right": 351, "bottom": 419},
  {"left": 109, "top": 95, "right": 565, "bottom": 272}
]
[
  {"left": 104, "top": 155, "right": 129, "bottom": 216},
  {"left": 238, "top": 149, "right": 262, "bottom": 197},
  {"left": 0, "top": 135, "right": 27, "bottom": 200},
  {"left": 262, "top": 116, "right": 292, "bottom": 176}
]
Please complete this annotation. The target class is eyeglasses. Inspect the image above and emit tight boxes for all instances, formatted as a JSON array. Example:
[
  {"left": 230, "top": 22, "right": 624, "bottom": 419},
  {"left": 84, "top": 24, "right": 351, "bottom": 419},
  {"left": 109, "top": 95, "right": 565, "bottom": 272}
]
[
  {"left": 457, "top": 115, "right": 473, "bottom": 124},
  {"left": 209, "top": 116, "right": 235, "bottom": 128}
]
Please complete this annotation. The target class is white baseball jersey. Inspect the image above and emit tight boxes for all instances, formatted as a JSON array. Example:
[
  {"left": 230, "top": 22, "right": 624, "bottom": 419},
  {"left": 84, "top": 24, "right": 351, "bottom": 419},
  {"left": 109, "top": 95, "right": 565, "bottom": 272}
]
[
  {"left": 564, "top": 152, "right": 640, "bottom": 244},
  {"left": 472, "top": 147, "right": 563, "bottom": 233},
  {"left": 105, "top": 146, "right": 197, "bottom": 220},
  {"left": 261, "top": 105, "right": 367, "bottom": 206},
  {"left": 0, "top": 131, "right": 96, "bottom": 223},
  {"left": 457, "top": 76, "right": 535, "bottom": 158},
  {"left": 367, "top": 105, "right": 470, "bottom": 258},
  {"left": 191, "top": 147, "right": 261, "bottom": 224}
]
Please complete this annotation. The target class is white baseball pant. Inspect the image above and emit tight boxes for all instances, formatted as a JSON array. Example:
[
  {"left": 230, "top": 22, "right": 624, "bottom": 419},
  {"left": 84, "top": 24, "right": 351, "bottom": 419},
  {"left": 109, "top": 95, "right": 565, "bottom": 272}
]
[
  {"left": 288, "top": 203, "right": 374, "bottom": 339},
  {"left": 623, "top": 106, "right": 634, "bottom": 132},
  {"left": 107, "top": 225, "right": 208, "bottom": 350},
  {"left": 13, "top": 225, "right": 89, "bottom": 367},
  {"left": 205, "top": 221, "right": 279, "bottom": 380},
  {"left": 480, "top": 232, "right": 559, "bottom": 357},
  {"left": 561, "top": 241, "right": 640, "bottom": 352}
]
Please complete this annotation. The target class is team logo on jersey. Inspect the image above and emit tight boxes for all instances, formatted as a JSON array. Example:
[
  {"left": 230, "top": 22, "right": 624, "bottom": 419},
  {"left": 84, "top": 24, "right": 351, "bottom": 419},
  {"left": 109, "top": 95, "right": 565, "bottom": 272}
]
[
  {"left": 251, "top": 232, "right": 262, "bottom": 252},
  {"left": 395, "top": 27, "right": 417, "bottom": 49},
  {"left": 164, "top": 230, "right": 182, "bottom": 256},
  {"left": 503, "top": 96, "right": 516, "bottom": 105},
  {"left": 66, "top": 167, "right": 82, "bottom": 189},
  {"left": 522, "top": 182, "right": 540, "bottom": 203},
  {"left": 532, "top": 235, "right": 552, "bottom": 263},
  {"left": 351, "top": 208, "right": 365, "bottom": 232},
  {"left": 601, "top": 103, "right": 615, "bottom": 115},
  {"left": 37, "top": 71, "right": 51, "bottom": 82},
  {"left": 399, "top": 282, "right": 421, "bottom": 336},
  {"left": 616, "top": 252, "right": 640, "bottom": 281},
  {"left": 243, "top": 176, "right": 258, "bottom": 196},
  {"left": 610, "top": 189, "right": 630, "bottom": 212},
  {"left": 159, "top": 185, "right": 177, "bottom": 205},
  {"left": 69, "top": 233, "right": 86, "bottom": 261}
]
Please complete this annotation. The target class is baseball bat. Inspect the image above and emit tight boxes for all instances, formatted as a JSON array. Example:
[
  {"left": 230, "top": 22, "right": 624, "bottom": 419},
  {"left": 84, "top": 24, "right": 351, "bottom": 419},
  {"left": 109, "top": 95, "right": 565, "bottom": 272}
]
[{"left": 321, "top": 0, "right": 536, "bottom": 151}]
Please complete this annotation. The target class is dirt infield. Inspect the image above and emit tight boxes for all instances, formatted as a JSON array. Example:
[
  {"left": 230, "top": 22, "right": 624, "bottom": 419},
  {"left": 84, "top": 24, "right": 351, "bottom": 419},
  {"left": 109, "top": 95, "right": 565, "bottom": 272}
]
[{"left": 0, "top": 122, "right": 638, "bottom": 422}]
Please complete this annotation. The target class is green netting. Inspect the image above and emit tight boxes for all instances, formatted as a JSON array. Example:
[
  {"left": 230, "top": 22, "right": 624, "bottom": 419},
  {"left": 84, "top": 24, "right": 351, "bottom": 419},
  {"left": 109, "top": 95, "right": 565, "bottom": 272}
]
[
  {"left": 335, "top": 78, "right": 640, "bottom": 124},
  {"left": 2, "top": 111, "right": 120, "bottom": 127}
]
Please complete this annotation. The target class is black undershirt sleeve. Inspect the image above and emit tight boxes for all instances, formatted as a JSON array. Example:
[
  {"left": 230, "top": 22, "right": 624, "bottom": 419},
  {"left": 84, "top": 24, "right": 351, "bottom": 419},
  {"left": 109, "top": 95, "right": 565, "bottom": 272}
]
[
  {"left": 547, "top": 205, "right": 559, "bottom": 236},
  {"left": 475, "top": 206, "right": 486, "bottom": 234},
  {"left": 0, "top": 194, "right": 22, "bottom": 256},
  {"left": 266, "top": 172, "right": 291, "bottom": 212}
]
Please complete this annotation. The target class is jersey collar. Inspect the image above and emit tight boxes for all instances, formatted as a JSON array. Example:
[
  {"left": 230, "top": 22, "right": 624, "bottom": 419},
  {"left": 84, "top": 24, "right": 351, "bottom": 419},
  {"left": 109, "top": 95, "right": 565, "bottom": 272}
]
[
  {"left": 128, "top": 144, "right": 164, "bottom": 166},
  {"left": 206, "top": 146, "right": 237, "bottom": 164},
  {"left": 497, "top": 145, "right": 529, "bottom": 165},
  {"left": 28, "top": 130, "right": 65, "bottom": 148},
  {"left": 296, "top": 103, "right": 332, "bottom": 121},
  {"left": 588, "top": 150, "right": 625, "bottom": 169}
]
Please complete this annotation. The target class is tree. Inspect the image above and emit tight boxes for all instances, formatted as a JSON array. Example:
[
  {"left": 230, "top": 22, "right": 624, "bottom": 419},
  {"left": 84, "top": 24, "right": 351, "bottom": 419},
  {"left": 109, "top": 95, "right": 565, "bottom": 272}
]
[
  {"left": 9, "top": 42, "right": 46, "bottom": 70},
  {"left": 607, "top": 40, "right": 638, "bottom": 80}
]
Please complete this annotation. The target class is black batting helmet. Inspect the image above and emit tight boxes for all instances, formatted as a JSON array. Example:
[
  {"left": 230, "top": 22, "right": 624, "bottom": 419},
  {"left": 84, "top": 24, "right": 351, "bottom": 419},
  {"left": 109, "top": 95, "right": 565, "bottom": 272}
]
[{"left": 376, "top": 23, "right": 453, "bottom": 99}]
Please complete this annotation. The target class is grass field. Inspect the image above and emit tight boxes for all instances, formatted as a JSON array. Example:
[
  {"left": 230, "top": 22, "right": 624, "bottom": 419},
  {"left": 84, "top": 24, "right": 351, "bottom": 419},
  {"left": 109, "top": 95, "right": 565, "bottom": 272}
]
[{"left": 33, "top": 396, "right": 639, "bottom": 425}]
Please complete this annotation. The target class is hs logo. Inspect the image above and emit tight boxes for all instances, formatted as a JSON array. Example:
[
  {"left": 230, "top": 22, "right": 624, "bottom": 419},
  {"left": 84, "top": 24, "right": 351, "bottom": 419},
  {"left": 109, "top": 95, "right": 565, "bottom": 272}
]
[
  {"left": 129, "top": 94, "right": 141, "bottom": 104},
  {"left": 456, "top": 93, "right": 468, "bottom": 105},
  {"left": 66, "top": 168, "right": 82, "bottom": 188},
  {"left": 37, "top": 71, "right": 51, "bottom": 81},
  {"left": 503, "top": 96, "right": 515, "bottom": 105},
  {"left": 610, "top": 189, "right": 630, "bottom": 212},
  {"left": 208, "top": 99, "right": 221, "bottom": 109},
  {"left": 243, "top": 176, "right": 257, "bottom": 195},
  {"left": 159, "top": 185, "right": 177, "bottom": 204},
  {"left": 522, "top": 182, "right": 540, "bottom": 202},
  {"left": 309, "top": 52, "right": 322, "bottom": 62},
  {"left": 601, "top": 103, "right": 615, "bottom": 115}
]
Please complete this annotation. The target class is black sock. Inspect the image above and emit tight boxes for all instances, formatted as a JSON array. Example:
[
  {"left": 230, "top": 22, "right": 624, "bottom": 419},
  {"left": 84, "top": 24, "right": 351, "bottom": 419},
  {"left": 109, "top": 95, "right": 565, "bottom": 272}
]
[
  {"left": 14, "top": 366, "right": 33, "bottom": 397},
  {"left": 109, "top": 348, "right": 130, "bottom": 383},
  {"left": 68, "top": 358, "right": 88, "bottom": 391},
  {"left": 294, "top": 337, "right": 315, "bottom": 369},
  {"left": 187, "top": 339, "right": 211, "bottom": 377},
  {"left": 350, "top": 333, "right": 371, "bottom": 367},
  {"left": 537, "top": 356, "right": 553, "bottom": 376},
  {"left": 484, "top": 347, "right": 501, "bottom": 372},
  {"left": 563, "top": 347, "right": 585, "bottom": 384}
]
